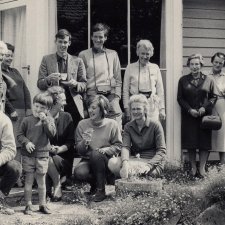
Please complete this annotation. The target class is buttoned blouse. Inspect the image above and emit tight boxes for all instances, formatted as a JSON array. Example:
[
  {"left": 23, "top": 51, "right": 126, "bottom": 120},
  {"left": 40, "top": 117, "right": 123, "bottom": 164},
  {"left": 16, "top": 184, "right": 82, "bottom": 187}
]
[{"left": 123, "top": 61, "right": 165, "bottom": 110}]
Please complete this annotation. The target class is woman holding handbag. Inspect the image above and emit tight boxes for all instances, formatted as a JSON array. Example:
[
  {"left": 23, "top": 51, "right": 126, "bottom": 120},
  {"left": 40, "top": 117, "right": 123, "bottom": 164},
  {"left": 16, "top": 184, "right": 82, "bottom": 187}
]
[
  {"left": 177, "top": 54, "right": 218, "bottom": 177},
  {"left": 207, "top": 52, "right": 225, "bottom": 164}
]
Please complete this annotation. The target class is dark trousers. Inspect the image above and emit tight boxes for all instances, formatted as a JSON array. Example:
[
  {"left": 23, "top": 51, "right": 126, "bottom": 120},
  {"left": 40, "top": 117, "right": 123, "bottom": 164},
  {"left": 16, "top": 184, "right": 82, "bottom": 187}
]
[
  {"left": 0, "top": 160, "right": 22, "bottom": 196},
  {"left": 89, "top": 150, "right": 110, "bottom": 190}
]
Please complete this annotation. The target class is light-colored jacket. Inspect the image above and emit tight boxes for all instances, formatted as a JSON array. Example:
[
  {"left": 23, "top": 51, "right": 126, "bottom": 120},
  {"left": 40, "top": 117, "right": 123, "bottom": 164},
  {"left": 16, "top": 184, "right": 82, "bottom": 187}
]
[
  {"left": 0, "top": 111, "right": 16, "bottom": 166},
  {"left": 37, "top": 53, "right": 87, "bottom": 118}
]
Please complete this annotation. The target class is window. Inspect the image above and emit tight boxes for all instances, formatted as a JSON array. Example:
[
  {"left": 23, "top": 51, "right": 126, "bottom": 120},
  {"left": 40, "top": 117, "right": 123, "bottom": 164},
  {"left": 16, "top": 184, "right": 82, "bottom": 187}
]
[{"left": 57, "top": 0, "right": 162, "bottom": 68}]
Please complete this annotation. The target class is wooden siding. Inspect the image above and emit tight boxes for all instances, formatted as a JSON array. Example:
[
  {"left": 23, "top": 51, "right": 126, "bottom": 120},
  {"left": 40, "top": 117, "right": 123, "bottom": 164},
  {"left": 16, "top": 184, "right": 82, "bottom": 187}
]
[{"left": 183, "top": 0, "right": 225, "bottom": 75}]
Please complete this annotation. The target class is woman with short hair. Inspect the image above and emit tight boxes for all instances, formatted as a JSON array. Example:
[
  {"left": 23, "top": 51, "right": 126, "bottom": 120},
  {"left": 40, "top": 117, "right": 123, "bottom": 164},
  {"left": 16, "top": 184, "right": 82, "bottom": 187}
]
[
  {"left": 123, "top": 39, "right": 165, "bottom": 122},
  {"left": 207, "top": 52, "right": 225, "bottom": 163},
  {"left": 74, "top": 95, "right": 122, "bottom": 202},
  {"left": 177, "top": 53, "right": 218, "bottom": 177},
  {"left": 108, "top": 94, "right": 166, "bottom": 179},
  {"left": 46, "top": 86, "right": 74, "bottom": 201}
]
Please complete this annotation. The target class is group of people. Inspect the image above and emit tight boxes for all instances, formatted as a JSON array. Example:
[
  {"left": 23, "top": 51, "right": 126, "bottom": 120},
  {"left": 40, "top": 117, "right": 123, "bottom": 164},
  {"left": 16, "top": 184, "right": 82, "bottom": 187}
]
[
  {"left": 0, "top": 23, "right": 167, "bottom": 214},
  {"left": 0, "top": 21, "right": 224, "bottom": 215}
]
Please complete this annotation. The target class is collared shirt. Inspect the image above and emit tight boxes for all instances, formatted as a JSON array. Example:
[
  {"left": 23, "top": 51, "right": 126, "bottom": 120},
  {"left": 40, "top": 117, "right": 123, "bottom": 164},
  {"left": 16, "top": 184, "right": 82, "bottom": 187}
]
[{"left": 122, "top": 117, "right": 166, "bottom": 167}]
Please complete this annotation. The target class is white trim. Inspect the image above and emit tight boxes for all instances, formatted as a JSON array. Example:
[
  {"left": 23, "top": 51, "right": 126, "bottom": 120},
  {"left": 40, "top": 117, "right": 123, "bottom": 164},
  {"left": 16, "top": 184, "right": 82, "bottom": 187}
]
[
  {"left": 88, "top": 0, "right": 91, "bottom": 49},
  {"left": 0, "top": 0, "right": 26, "bottom": 10},
  {"left": 127, "top": 0, "right": 130, "bottom": 65},
  {"left": 165, "top": 0, "right": 183, "bottom": 164}
]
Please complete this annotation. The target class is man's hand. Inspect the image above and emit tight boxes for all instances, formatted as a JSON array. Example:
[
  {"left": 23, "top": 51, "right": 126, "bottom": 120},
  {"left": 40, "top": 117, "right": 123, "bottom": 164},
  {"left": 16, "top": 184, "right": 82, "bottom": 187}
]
[
  {"left": 120, "top": 160, "right": 129, "bottom": 179},
  {"left": 159, "top": 109, "right": 166, "bottom": 120},
  {"left": 46, "top": 73, "right": 61, "bottom": 84},
  {"left": 26, "top": 142, "right": 35, "bottom": 153},
  {"left": 189, "top": 109, "right": 199, "bottom": 118},
  {"left": 67, "top": 79, "right": 78, "bottom": 87}
]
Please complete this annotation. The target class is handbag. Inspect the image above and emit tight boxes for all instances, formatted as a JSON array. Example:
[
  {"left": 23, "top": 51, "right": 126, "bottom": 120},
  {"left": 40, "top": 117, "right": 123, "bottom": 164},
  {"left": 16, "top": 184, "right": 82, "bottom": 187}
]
[{"left": 201, "top": 114, "right": 222, "bottom": 130}]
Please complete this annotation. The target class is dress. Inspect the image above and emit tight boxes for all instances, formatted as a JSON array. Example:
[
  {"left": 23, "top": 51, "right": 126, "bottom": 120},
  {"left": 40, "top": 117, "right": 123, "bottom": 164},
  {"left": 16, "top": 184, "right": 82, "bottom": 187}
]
[
  {"left": 177, "top": 73, "right": 217, "bottom": 150},
  {"left": 123, "top": 61, "right": 165, "bottom": 121},
  {"left": 208, "top": 71, "right": 225, "bottom": 152}
]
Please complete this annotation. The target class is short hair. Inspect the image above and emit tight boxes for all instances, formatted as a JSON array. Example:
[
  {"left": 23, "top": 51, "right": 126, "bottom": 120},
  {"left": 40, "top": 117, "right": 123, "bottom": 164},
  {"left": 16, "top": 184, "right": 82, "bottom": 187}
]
[
  {"left": 47, "top": 86, "right": 65, "bottom": 104},
  {"left": 33, "top": 92, "right": 53, "bottom": 109},
  {"left": 5, "top": 43, "right": 14, "bottom": 53},
  {"left": 128, "top": 94, "right": 149, "bottom": 116},
  {"left": 92, "top": 23, "right": 110, "bottom": 37},
  {"left": 55, "top": 29, "right": 71, "bottom": 41},
  {"left": 136, "top": 40, "right": 154, "bottom": 56},
  {"left": 0, "top": 41, "right": 8, "bottom": 54},
  {"left": 87, "top": 95, "right": 110, "bottom": 118},
  {"left": 187, "top": 53, "right": 204, "bottom": 67},
  {"left": 211, "top": 52, "right": 225, "bottom": 64}
]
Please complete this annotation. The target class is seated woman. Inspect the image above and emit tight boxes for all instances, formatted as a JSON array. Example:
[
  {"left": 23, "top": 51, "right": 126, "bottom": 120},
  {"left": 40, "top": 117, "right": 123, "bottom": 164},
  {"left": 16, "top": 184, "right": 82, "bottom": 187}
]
[
  {"left": 46, "top": 86, "right": 75, "bottom": 201},
  {"left": 108, "top": 94, "right": 166, "bottom": 179},
  {"left": 74, "top": 95, "right": 122, "bottom": 202}
]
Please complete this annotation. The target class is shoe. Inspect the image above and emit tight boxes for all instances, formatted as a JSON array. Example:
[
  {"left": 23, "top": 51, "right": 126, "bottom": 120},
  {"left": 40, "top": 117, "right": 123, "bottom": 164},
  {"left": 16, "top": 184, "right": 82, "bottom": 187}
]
[
  {"left": 51, "top": 196, "right": 62, "bottom": 202},
  {"left": 84, "top": 185, "right": 97, "bottom": 196},
  {"left": 92, "top": 189, "right": 106, "bottom": 202},
  {"left": 39, "top": 205, "right": 51, "bottom": 214},
  {"left": 24, "top": 205, "right": 34, "bottom": 215}
]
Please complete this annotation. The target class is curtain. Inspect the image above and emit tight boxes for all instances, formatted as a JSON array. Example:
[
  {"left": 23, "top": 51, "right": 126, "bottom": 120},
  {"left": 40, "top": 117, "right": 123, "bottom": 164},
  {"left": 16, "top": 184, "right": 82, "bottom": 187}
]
[{"left": 1, "top": 7, "right": 27, "bottom": 82}]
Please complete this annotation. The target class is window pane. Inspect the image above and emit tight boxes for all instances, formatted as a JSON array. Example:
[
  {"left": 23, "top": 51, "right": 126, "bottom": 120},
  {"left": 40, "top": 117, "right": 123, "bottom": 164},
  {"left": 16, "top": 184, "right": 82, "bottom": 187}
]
[
  {"left": 57, "top": 0, "right": 88, "bottom": 56},
  {"left": 91, "top": 0, "right": 128, "bottom": 67},
  {"left": 130, "top": 0, "right": 162, "bottom": 65}
]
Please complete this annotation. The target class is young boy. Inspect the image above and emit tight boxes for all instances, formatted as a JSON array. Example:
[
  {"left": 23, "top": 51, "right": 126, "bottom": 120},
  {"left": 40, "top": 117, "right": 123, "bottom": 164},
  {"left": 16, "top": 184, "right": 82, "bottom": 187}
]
[{"left": 17, "top": 92, "right": 56, "bottom": 215}]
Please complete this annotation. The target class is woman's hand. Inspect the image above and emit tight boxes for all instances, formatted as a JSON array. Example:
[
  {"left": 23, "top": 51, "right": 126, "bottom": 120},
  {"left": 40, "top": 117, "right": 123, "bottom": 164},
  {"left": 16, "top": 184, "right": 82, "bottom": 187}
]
[
  {"left": 120, "top": 161, "right": 129, "bottom": 179},
  {"left": 26, "top": 142, "right": 35, "bottom": 153},
  {"left": 198, "top": 107, "right": 206, "bottom": 116},
  {"left": 189, "top": 109, "right": 199, "bottom": 118},
  {"left": 97, "top": 147, "right": 111, "bottom": 154},
  {"left": 82, "top": 128, "right": 94, "bottom": 146}
]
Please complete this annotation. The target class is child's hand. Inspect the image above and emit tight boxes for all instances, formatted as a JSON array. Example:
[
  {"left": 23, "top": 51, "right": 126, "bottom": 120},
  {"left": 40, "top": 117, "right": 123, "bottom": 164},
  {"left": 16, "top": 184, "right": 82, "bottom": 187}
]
[
  {"left": 39, "top": 112, "right": 47, "bottom": 121},
  {"left": 26, "top": 142, "right": 35, "bottom": 153}
]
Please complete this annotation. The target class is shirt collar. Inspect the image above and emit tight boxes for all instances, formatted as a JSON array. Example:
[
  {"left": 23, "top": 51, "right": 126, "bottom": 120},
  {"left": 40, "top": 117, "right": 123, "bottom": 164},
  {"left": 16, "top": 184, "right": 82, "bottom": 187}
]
[
  {"left": 56, "top": 53, "right": 68, "bottom": 62},
  {"left": 129, "top": 116, "right": 151, "bottom": 129},
  {"left": 209, "top": 69, "right": 225, "bottom": 76},
  {"left": 92, "top": 47, "right": 106, "bottom": 54}
]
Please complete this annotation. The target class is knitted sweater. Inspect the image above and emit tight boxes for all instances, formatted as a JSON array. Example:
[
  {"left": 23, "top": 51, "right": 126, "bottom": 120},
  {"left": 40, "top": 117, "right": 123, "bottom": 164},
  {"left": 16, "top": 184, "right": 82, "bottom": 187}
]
[
  {"left": 75, "top": 118, "right": 122, "bottom": 158},
  {"left": 17, "top": 115, "right": 56, "bottom": 157}
]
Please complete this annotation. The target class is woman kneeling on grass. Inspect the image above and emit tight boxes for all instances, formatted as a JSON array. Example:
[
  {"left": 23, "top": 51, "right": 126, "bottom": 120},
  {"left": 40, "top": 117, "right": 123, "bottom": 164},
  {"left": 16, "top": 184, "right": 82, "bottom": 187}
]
[
  {"left": 74, "top": 95, "right": 122, "bottom": 202},
  {"left": 108, "top": 94, "right": 166, "bottom": 179}
]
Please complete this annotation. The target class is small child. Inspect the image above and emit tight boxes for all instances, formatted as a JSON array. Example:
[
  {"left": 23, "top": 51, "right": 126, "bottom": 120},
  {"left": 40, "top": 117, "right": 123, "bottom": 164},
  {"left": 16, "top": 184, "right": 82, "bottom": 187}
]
[{"left": 17, "top": 92, "right": 56, "bottom": 215}]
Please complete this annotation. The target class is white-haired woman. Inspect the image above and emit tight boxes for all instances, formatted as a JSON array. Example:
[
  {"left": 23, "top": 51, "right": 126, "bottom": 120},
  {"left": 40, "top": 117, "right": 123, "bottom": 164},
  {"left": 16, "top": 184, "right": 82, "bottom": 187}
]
[
  {"left": 123, "top": 39, "right": 165, "bottom": 122},
  {"left": 177, "top": 53, "right": 218, "bottom": 177},
  {"left": 108, "top": 94, "right": 166, "bottom": 179}
]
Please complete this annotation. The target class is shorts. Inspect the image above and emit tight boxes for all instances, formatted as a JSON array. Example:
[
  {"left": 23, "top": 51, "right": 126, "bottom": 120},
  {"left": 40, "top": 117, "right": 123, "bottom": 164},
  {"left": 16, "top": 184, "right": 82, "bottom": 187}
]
[{"left": 22, "top": 156, "right": 49, "bottom": 174}]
